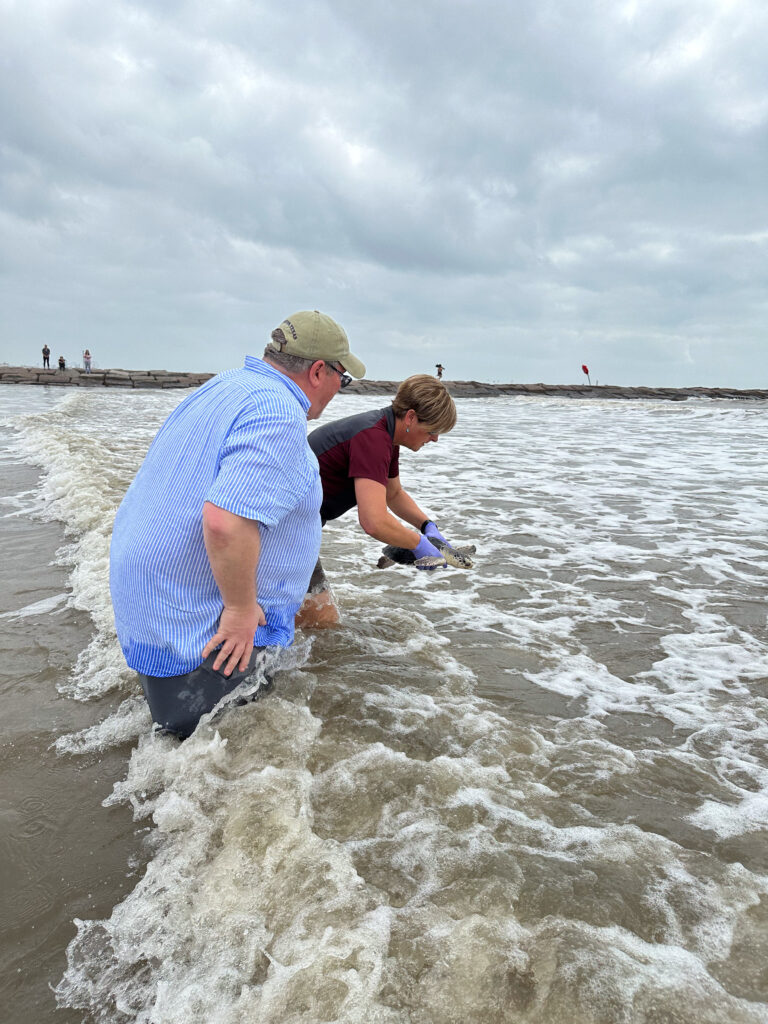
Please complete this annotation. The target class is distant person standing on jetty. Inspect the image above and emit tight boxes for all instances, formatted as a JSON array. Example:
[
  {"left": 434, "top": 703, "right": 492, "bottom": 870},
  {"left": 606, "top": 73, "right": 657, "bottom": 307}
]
[
  {"left": 110, "top": 310, "right": 365, "bottom": 739},
  {"left": 58, "top": 355, "right": 66, "bottom": 371},
  {"left": 435, "top": 363, "right": 444, "bottom": 379},
  {"left": 297, "top": 375, "right": 458, "bottom": 627},
  {"left": 42, "top": 345, "right": 50, "bottom": 368},
  {"left": 83, "top": 349, "right": 92, "bottom": 373}
]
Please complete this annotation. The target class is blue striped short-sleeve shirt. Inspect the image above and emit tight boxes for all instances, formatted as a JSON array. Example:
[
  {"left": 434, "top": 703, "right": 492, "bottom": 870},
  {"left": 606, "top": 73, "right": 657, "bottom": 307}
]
[{"left": 109, "top": 357, "right": 322, "bottom": 676}]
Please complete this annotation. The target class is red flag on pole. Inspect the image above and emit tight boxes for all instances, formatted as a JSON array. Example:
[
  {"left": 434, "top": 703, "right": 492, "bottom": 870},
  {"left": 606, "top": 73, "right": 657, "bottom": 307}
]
[{"left": 581, "top": 364, "right": 591, "bottom": 385}]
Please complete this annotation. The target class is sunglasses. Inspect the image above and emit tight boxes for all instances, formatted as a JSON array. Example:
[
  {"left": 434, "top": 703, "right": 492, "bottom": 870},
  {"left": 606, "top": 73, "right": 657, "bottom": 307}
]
[{"left": 326, "top": 363, "right": 352, "bottom": 389}]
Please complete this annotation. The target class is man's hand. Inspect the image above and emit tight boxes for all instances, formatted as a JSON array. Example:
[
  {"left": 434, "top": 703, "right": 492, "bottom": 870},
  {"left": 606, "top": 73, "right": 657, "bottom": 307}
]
[{"left": 202, "top": 604, "right": 267, "bottom": 675}]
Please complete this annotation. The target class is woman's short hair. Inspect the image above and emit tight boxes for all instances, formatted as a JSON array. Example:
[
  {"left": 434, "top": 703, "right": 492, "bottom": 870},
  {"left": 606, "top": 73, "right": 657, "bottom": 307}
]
[{"left": 391, "top": 375, "right": 457, "bottom": 433}]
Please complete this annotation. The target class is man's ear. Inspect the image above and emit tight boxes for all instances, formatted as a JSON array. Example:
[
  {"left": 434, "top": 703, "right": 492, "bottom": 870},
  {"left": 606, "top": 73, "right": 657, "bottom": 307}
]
[{"left": 309, "top": 359, "right": 326, "bottom": 384}]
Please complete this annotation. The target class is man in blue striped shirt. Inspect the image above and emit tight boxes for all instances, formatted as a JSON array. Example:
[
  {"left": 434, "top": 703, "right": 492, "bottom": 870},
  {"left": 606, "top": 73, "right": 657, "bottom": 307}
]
[{"left": 110, "top": 311, "right": 365, "bottom": 738}]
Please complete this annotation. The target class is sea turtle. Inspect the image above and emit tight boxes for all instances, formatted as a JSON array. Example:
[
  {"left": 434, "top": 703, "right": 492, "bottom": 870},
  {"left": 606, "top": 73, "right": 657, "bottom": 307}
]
[{"left": 376, "top": 537, "right": 476, "bottom": 570}]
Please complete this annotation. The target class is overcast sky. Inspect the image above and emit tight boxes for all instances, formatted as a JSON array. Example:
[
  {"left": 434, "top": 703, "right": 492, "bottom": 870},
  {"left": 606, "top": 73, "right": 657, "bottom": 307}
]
[{"left": 2, "top": 0, "right": 767, "bottom": 386}]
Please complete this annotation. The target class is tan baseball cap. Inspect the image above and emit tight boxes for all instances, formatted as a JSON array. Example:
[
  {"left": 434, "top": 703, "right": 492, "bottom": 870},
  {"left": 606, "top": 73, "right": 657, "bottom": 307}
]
[{"left": 268, "top": 310, "right": 366, "bottom": 378}]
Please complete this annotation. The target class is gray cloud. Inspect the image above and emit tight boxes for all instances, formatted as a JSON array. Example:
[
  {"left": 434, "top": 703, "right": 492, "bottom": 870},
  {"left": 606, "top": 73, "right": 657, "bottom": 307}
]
[{"left": 1, "top": 0, "right": 766, "bottom": 385}]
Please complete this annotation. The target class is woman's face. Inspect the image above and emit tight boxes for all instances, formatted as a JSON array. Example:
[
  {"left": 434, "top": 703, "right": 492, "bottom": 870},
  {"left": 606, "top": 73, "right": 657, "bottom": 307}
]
[{"left": 400, "top": 411, "right": 440, "bottom": 451}]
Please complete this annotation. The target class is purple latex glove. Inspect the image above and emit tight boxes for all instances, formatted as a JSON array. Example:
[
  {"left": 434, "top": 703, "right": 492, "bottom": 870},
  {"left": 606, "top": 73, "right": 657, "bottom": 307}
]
[
  {"left": 423, "top": 520, "right": 450, "bottom": 547},
  {"left": 412, "top": 533, "right": 447, "bottom": 569}
]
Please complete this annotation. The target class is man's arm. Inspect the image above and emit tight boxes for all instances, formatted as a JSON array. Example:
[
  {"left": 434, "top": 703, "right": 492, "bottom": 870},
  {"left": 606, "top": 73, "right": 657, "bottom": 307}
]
[
  {"left": 201, "top": 501, "right": 267, "bottom": 675},
  {"left": 355, "top": 477, "right": 423, "bottom": 547}
]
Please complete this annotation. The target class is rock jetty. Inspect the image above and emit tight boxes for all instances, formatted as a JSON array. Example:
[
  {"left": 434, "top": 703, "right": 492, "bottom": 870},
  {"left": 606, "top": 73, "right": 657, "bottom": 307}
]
[
  {"left": 346, "top": 380, "right": 768, "bottom": 401},
  {"left": 0, "top": 366, "right": 215, "bottom": 389},
  {"left": 0, "top": 365, "right": 765, "bottom": 401}
]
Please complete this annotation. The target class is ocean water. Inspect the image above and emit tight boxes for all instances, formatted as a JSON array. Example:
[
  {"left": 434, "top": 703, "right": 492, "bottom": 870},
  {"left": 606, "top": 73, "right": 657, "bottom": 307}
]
[{"left": 1, "top": 382, "right": 767, "bottom": 1024}]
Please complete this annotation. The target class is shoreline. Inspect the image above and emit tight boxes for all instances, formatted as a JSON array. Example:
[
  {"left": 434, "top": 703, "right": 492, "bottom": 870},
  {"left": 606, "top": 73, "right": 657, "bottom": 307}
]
[{"left": 1, "top": 365, "right": 766, "bottom": 401}]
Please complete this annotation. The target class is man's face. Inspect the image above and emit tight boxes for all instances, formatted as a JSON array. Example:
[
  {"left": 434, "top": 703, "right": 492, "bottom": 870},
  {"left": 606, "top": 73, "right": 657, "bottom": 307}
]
[{"left": 306, "top": 362, "right": 345, "bottom": 420}]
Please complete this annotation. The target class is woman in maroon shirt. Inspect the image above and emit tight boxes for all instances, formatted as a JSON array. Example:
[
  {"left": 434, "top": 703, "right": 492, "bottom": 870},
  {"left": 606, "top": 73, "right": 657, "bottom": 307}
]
[{"left": 298, "top": 374, "right": 458, "bottom": 626}]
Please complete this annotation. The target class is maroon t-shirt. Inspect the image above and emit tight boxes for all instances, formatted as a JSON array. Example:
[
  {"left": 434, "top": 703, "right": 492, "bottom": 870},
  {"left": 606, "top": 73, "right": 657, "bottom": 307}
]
[{"left": 308, "top": 406, "right": 400, "bottom": 521}]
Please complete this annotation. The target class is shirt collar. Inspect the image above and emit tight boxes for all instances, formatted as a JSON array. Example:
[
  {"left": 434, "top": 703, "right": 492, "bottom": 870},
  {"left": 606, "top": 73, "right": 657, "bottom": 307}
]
[
  {"left": 384, "top": 405, "right": 397, "bottom": 439},
  {"left": 244, "top": 355, "right": 311, "bottom": 414}
]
